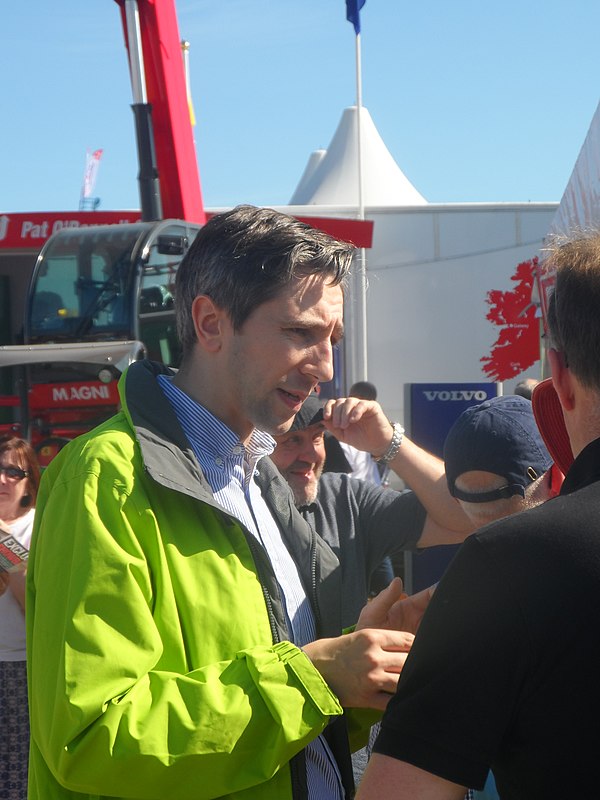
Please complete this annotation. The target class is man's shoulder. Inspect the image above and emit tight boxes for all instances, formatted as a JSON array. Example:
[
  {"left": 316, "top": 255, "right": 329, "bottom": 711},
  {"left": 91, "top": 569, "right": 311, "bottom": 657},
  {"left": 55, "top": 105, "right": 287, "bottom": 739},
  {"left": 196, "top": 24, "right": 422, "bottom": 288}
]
[
  {"left": 473, "top": 496, "right": 550, "bottom": 542},
  {"left": 319, "top": 471, "right": 359, "bottom": 499},
  {"left": 473, "top": 482, "right": 600, "bottom": 555},
  {"left": 43, "top": 413, "right": 138, "bottom": 487},
  {"left": 320, "top": 471, "right": 348, "bottom": 489}
]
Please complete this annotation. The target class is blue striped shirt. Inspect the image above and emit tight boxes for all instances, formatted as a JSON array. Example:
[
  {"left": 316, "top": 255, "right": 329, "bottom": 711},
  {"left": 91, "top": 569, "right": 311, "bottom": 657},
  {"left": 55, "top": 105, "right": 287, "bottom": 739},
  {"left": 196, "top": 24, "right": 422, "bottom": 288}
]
[{"left": 158, "top": 375, "right": 344, "bottom": 799}]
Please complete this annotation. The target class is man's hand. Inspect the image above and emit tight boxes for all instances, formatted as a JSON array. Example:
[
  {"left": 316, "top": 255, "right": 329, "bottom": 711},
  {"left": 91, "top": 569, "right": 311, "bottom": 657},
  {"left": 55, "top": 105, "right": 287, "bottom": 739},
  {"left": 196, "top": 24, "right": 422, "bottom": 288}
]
[
  {"left": 303, "top": 627, "right": 414, "bottom": 710},
  {"left": 322, "top": 398, "right": 393, "bottom": 458},
  {"left": 324, "top": 398, "right": 474, "bottom": 537},
  {"left": 357, "top": 577, "right": 436, "bottom": 635}
]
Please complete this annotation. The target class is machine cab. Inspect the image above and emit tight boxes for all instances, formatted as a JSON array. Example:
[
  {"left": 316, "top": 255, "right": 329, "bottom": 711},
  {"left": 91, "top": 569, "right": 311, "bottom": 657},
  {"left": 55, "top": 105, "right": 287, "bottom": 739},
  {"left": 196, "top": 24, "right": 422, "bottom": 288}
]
[
  {"left": 26, "top": 219, "right": 201, "bottom": 364},
  {"left": 21, "top": 219, "right": 201, "bottom": 449}
]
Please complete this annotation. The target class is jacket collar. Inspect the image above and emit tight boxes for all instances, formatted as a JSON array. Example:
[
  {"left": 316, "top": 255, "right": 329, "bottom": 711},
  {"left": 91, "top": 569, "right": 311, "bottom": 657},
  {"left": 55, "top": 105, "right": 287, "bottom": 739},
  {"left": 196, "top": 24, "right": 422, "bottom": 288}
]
[
  {"left": 119, "top": 359, "right": 216, "bottom": 503},
  {"left": 561, "top": 436, "right": 600, "bottom": 497}
]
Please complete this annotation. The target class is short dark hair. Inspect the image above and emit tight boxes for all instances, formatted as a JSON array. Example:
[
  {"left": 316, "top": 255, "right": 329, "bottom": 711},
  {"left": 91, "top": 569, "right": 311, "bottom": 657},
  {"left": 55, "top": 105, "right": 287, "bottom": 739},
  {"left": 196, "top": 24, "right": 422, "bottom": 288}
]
[
  {"left": 349, "top": 381, "right": 377, "bottom": 401},
  {"left": 546, "top": 233, "right": 600, "bottom": 392},
  {"left": 0, "top": 435, "right": 41, "bottom": 508},
  {"left": 175, "top": 205, "right": 355, "bottom": 353}
]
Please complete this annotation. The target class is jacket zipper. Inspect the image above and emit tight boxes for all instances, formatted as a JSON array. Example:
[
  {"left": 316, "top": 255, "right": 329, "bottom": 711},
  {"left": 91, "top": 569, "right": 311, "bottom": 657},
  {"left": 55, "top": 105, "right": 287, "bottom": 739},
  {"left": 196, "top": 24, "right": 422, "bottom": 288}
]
[
  {"left": 244, "top": 530, "right": 308, "bottom": 800},
  {"left": 245, "top": 534, "right": 280, "bottom": 644},
  {"left": 309, "top": 530, "right": 321, "bottom": 633}
]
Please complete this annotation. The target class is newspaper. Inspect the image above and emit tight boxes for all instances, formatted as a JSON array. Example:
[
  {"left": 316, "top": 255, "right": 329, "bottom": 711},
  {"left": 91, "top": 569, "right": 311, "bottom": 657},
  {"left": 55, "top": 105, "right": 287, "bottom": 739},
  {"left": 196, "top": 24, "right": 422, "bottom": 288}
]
[{"left": 0, "top": 529, "right": 29, "bottom": 574}]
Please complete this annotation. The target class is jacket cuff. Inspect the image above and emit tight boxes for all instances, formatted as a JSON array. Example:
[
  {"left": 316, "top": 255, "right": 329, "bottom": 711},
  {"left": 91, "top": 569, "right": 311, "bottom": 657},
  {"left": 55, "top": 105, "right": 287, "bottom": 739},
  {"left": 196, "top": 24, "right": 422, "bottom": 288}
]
[{"left": 239, "top": 642, "right": 344, "bottom": 719}]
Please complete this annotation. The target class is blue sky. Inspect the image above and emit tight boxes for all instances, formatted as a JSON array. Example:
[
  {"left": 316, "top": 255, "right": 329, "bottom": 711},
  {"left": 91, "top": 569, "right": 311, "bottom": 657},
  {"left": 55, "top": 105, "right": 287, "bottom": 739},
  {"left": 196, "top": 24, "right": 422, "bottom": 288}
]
[{"left": 3, "top": 0, "right": 600, "bottom": 213}]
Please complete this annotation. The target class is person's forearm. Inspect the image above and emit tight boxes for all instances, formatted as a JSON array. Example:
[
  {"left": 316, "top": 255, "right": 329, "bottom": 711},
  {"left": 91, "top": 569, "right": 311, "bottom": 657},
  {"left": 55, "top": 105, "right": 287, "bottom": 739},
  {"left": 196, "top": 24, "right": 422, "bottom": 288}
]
[
  {"left": 8, "top": 569, "right": 26, "bottom": 609},
  {"left": 357, "top": 754, "right": 467, "bottom": 800},
  {"left": 417, "top": 515, "right": 476, "bottom": 547},
  {"left": 387, "top": 437, "right": 472, "bottom": 532}
]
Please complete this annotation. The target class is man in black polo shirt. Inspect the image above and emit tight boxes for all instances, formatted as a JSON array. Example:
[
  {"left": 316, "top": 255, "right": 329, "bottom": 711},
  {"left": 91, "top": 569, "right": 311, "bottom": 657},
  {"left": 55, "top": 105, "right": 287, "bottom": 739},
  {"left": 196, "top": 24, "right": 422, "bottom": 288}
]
[{"left": 357, "top": 233, "right": 600, "bottom": 799}]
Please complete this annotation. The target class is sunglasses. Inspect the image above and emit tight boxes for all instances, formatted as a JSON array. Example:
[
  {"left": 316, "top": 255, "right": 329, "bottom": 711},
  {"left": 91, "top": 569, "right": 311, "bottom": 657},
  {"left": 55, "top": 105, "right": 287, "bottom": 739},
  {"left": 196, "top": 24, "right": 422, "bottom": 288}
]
[{"left": 0, "top": 465, "right": 28, "bottom": 481}]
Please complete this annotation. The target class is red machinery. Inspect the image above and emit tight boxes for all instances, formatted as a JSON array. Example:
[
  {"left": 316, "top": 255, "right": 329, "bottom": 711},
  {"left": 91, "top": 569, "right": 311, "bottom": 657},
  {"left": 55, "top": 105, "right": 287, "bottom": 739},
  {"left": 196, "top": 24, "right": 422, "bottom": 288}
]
[
  {"left": 0, "top": 1, "right": 372, "bottom": 461},
  {"left": 115, "top": 0, "right": 206, "bottom": 223}
]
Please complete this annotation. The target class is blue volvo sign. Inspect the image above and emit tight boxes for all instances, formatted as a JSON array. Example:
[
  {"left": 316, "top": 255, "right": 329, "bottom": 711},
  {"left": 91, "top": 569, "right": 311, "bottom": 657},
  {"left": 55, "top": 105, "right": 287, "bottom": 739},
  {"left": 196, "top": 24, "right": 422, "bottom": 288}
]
[{"left": 408, "top": 381, "right": 499, "bottom": 591}]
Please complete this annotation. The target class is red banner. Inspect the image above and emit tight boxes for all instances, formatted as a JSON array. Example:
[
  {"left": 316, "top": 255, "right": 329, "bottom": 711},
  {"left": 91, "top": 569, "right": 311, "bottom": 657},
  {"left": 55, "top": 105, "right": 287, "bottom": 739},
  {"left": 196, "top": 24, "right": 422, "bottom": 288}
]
[
  {"left": 28, "top": 380, "right": 120, "bottom": 410},
  {"left": 293, "top": 215, "right": 373, "bottom": 249},
  {"left": 0, "top": 211, "right": 141, "bottom": 250},
  {"left": 0, "top": 211, "right": 373, "bottom": 250}
]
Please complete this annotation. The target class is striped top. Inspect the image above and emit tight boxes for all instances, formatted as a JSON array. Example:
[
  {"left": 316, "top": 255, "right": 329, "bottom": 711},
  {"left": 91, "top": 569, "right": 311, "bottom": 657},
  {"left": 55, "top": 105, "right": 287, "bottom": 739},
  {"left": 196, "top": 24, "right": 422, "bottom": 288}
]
[{"left": 158, "top": 374, "right": 344, "bottom": 799}]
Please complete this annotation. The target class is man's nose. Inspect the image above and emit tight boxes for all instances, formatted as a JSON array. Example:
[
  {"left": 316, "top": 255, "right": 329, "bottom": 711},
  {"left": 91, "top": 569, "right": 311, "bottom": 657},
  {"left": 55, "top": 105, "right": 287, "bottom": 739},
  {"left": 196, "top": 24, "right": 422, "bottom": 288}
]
[
  {"left": 301, "top": 340, "right": 334, "bottom": 383},
  {"left": 299, "top": 442, "right": 320, "bottom": 463}
]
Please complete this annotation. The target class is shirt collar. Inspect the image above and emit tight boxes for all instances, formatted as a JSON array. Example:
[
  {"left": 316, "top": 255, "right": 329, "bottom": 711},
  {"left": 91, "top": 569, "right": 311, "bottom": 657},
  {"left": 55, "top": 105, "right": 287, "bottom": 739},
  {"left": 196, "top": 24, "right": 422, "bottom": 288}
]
[{"left": 157, "top": 374, "right": 275, "bottom": 470}]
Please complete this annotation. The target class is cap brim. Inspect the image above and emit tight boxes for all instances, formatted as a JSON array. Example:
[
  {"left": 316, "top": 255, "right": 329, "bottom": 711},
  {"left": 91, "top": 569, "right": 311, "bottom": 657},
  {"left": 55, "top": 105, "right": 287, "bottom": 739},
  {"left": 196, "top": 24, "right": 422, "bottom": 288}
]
[
  {"left": 532, "top": 378, "right": 574, "bottom": 476},
  {"left": 289, "top": 400, "right": 324, "bottom": 432}
]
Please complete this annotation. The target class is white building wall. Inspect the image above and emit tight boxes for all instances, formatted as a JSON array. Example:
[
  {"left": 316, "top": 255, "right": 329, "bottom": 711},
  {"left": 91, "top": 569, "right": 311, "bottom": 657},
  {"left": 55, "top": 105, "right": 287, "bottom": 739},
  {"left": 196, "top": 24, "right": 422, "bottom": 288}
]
[{"left": 284, "top": 202, "right": 557, "bottom": 426}]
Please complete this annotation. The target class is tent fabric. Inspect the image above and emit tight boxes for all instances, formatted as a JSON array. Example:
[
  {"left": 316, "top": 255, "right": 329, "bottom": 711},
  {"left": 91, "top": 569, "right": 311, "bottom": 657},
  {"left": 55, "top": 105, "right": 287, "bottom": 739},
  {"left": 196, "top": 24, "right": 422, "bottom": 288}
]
[
  {"left": 290, "top": 149, "right": 327, "bottom": 206},
  {"left": 534, "top": 98, "right": 600, "bottom": 332},
  {"left": 289, "top": 105, "right": 426, "bottom": 206},
  {"left": 547, "top": 99, "right": 600, "bottom": 239}
]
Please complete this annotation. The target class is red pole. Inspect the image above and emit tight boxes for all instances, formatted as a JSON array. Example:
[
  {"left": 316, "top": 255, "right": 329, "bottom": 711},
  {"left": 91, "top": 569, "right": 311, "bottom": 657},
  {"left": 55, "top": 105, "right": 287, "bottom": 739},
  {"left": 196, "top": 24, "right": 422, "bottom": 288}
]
[{"left": 115, "top": 0, "right": 206, "bottom": 223}]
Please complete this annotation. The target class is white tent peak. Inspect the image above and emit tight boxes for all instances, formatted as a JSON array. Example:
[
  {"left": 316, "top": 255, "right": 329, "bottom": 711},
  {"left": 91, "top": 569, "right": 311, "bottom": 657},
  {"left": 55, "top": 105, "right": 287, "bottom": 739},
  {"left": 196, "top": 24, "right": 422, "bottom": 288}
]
[{"left": 289, "top": 105, "right": 426, "bottom": 206}]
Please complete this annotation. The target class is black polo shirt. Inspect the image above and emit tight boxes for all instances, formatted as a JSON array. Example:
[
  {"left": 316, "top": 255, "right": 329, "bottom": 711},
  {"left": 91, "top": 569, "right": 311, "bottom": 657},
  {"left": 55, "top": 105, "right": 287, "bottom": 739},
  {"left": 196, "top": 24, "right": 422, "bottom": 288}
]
[{"left": 374, "top": 437, "right": 600, "bottom": 799}]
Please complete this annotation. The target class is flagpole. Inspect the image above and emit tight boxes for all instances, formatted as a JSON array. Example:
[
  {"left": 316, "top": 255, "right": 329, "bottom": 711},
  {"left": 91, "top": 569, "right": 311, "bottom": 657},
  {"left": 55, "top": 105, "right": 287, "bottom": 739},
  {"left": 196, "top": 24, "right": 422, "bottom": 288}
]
[
  {"left": 354, "top": 30, "right": 368, "bottom": 383},
  {"left": 79, "top": 149, "right": 90, "bottom": 211},
  {"left": 355, "top": 32, "right": 364, "bottom": 222}
]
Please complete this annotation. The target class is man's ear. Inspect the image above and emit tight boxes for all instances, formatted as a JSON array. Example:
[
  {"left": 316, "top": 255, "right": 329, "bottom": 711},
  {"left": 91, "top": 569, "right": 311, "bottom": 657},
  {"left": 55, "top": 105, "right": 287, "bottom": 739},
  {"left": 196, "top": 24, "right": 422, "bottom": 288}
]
[
  {"left": 548, "top": 347, "right": 575, "bottom": 412},
  {"left": 191, "top": 295, "right": 228, "bottom": 353}
]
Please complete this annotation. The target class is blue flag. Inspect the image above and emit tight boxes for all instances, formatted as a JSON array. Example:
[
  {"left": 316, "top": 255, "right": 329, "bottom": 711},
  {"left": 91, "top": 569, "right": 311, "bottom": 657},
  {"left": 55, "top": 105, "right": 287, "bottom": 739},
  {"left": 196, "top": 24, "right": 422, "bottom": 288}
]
[{"left": 346, "top": 0, "right": 366, "bottom": 35}]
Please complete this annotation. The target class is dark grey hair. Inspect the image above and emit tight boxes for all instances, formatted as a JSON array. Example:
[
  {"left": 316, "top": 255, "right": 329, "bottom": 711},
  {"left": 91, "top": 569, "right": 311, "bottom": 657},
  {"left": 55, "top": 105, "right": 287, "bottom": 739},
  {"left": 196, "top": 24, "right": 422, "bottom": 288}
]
[{"left": 174, "top": 205, "right": 354, "bottom": 353}]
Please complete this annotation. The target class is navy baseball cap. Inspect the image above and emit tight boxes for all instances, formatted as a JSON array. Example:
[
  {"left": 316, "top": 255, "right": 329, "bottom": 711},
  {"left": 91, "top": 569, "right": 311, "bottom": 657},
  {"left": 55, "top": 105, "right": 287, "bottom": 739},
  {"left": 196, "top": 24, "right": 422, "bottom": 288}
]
[
  {"left": 444, "top": 395, "right": 553, "bottom": 503},
  {"left": 289, "top": 394, "right": 324, "bottom": 432}
]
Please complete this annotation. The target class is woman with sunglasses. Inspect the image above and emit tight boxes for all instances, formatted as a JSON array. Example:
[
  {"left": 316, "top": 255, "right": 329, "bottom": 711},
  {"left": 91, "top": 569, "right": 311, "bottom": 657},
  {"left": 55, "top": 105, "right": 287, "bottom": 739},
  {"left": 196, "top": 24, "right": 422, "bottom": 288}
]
[{"left": 0, "top": 435, "right": 40, "bottom": 800}]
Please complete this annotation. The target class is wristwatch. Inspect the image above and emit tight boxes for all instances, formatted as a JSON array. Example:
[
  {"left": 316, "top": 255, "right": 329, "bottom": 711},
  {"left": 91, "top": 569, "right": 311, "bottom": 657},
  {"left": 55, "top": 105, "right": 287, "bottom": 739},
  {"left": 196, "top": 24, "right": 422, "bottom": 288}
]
[{"left": 375, "top": 421, "right": 404, "bottom": 464}]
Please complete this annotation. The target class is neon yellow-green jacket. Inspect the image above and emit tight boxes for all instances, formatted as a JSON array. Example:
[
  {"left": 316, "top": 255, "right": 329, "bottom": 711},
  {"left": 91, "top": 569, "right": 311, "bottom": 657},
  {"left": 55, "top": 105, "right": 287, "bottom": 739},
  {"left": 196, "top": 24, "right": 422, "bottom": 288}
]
[{"left": 27, "top": 360, "right": 355, "bottom": 800}]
